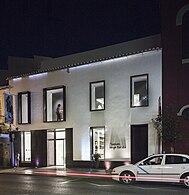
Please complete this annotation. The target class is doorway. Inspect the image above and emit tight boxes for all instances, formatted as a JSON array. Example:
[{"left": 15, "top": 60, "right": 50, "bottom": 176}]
[
  {"left": 91, "top": 127, "right": 105, "bottom": 160},
  {"left": 47, "top": 129, "right": 66, "bottom": 167},
  {"left": 56, "top": 139, "right": 65, "bottom": 165},
  {"left": 131, "top": 124, "right": 148, "bottom": 164}
]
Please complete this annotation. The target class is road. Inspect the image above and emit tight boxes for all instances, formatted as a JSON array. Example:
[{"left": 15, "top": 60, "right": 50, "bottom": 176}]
[{"left": 0, "top": 174, "right": 188, "bottom": 195}]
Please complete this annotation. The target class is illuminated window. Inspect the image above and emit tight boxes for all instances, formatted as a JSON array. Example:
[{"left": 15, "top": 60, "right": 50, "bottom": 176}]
[
  {"left": 18, "top": 92, "right": 31, "bottom": 124},
  {"left": 90, "top": 81, "right": 105, "bottom": 111},
  {"left": 43, "top": 86, "right": 66, "bottom": 122},
  {"left": 130, "top": 74, "right": 148, "bottom": 107},
  {"left": 91, "top": 127, "right": 105, "bottom": 160},
  {"left": 21, "top": 131, "right": 31, "bottom": 162}
]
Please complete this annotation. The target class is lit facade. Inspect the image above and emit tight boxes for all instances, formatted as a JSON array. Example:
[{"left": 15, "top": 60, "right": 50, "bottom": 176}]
[{"left": 8, "top": 35, "right": 162, "bottom": 168}]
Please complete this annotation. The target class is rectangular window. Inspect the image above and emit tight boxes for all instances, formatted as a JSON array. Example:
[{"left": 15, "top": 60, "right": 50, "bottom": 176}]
[
  {"left": 47, "top": 129, "right": 66, "bottom": 166},
  {"left": 165, "top": 155, "right": 189, "bottom": 164},
  {"left": 91, "top": 127, "right": 105, "bottom": 160},
  {"left": 18, "top": 91, "right": 31, "bottom": 124},
  {"left": 43, "top": 86, "right": 66, "bottom": 122},
  {"left": 90, "top": 80, "right": 105, "bottom": 111},
  {"left": 130, "top": 74, "right": 148, "bottom": 107},
  {"left": 21, "top": 131, "right": 31, "bottom": 162}
]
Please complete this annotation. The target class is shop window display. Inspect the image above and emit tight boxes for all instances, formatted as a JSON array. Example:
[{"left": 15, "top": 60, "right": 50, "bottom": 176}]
[
  {"left": 21, "top": 131, "right": 31, "bottom": 162},
  {"left": 91, "top": 127, "right": 105, "bottom": 160}
]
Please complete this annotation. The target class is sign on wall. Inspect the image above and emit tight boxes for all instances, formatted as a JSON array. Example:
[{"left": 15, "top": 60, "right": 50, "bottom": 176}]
[
  {"left": 4, "top": 93, "right": 13, "bottom": 124},
  {"left": 109, "top": 128, "right": 126, "bottom": 150}
]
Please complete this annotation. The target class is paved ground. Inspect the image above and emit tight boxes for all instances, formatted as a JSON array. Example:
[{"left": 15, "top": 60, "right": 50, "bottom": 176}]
[{"left": 0, "top": 166, "right": 109, "bottom": 177}]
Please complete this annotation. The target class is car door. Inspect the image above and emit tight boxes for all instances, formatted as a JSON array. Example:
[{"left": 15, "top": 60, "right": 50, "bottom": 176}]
[
  {"left": 136, "top": 155, "right": 164, "bottom": 182},
  {"left": 162, "top": 154, "right": 189, "bottom": 182}
]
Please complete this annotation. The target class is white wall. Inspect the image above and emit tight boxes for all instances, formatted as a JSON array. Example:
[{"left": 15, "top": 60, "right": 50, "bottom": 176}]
[{"left": 10, "top": 50, "right": 162, "bottom": 161}]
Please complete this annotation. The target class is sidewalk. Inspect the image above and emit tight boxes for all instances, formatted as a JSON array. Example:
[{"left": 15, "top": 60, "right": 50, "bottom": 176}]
[{"left": 0, "top": 166, "right": 111, "bottom": 178}]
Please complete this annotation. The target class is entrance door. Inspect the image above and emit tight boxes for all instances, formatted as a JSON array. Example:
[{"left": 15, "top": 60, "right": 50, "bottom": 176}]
[
  {"left": 47, "top": 129, "right": 66, "bottom": 167},
  {"left": 56, "top": 139, "right": 65, "bottom": 166},
  {"left": 131, "top": 124, "right": 148, "bottom": 164},
  {"left": 47, "top": 140, "right": 54, "bottom": 166}
]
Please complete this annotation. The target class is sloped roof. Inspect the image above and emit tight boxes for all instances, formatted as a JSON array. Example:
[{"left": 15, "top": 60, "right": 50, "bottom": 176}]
[{"left": 7, "top": 34, "right": 161, "bottom": 80}]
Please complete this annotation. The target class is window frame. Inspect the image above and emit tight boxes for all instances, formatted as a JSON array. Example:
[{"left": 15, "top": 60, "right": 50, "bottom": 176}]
[
  {"left": 43, "top": 85, "right": 66, "bottom": 122},
  {"left": 130, "top": 74, "right": 149, "bottom": 108},
  {"left": 165, "top": 155, "right": 189, "bottom": 164},
  {"left": 18, "top": 91, "right": 31, "bottom": 124},
  {"left": 141, "top": 155, "right": 163, "bottom": 166},
  {"left": 89, "top": 80, "right": 105, "bottom": 111},
  {"left": 90, "top": 126, "right": 105, "bottom": 161},
  {"left": 21, "top": 131, "right": 31, "bottom": 163}
]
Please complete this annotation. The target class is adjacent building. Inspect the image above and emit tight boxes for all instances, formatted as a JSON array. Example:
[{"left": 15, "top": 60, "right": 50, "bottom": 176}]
[
  {"left": 0, "top": 86, "right": 12, "bottom": 167},
  {"left": 7, "top": 35, "right": 162, "bottom": 168},
  {"left": 161, "top": 0, "right": 189, "bottom": 153}
]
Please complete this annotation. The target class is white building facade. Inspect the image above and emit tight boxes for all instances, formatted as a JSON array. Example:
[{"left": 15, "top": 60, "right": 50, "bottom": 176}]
[{"left": 8, "top": 35, "right": 162, "bottom": 169}]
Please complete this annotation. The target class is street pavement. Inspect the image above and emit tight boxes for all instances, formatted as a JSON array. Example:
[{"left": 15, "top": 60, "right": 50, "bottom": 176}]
[
  {"left": 0, "top": 166, "right": 110, "bottom": 178},
  {"left": 0, "top": 167, "right": 188, "bottom": 194}
]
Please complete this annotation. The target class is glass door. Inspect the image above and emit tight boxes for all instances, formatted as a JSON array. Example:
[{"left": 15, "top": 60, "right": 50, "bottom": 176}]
[
  {"left": 56, "top": 139, "right": 65, "bottom": 166},
  {"left": 47, "top": 140, "right": 54, "bottom": 166},
  {"left": 47, "top": 129, "right": 66, "bottom": 167}
]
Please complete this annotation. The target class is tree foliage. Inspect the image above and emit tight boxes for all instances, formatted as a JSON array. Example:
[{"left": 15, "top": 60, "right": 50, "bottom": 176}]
[
  {"left": 0, "top": 123, "right": 10, "bottom": 134},
  {"left": 152, "top": 107, "right": 181, "bottom": 153}
]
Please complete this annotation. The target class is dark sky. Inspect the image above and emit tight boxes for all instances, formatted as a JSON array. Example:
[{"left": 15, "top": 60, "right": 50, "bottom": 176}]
[{"left": 0, "top": 0, "right": 160, "bottom": 69}]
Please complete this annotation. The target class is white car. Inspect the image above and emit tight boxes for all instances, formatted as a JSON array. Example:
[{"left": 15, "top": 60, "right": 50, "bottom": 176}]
[{"left": 112, "top": 153, "right": 189, "bottom": 188}]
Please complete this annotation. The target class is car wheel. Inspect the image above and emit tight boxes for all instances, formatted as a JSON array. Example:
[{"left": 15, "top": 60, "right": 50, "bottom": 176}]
[
  {"left": 119, "top": 171, "right": 135, "bottom": 184},
  {"left": 181, "top": 174, "right": 189, "bottom": 188}
]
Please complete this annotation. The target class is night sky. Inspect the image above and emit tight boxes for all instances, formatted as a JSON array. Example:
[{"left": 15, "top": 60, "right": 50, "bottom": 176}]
[{"left": 0, "top": 0, "right": 160, "bottom": 69}]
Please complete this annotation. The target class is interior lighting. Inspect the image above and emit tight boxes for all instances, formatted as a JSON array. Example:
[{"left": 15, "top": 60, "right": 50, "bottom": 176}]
[
  {"left": 13, "top": 77, "right": 22, "bottom": 81},
  {"left": 29, "top": 72, "right": 48, "bottom": 79}
]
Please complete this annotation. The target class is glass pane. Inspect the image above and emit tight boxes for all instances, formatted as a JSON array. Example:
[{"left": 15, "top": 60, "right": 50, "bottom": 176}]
[
  {"left": 90, "top": 81, "right": 105, "bottom": 111},
  {"left": 47, "top": 140, "right": 54, "bottom": 166},
  {"left": 18, "top": 92, "right": 30, "bottom": 124},
  {"left": 56, "top": 130, "right": 65, "bottom": 139},
  {"left": 25, "top": 132, "right": 31, "bottom": 162},
  {"left": 46, "top": 87, "right": 64, "bottom": 122},
  {"left": 21, "top": 133, "right": 24, "bottom": 162},
  {"left": 92, "top": 128, "right": 105, "bottom": 160},
  {"left": 143, "top": 155, "right": 163, "bottom": 165},
  {"left": 131, "top": 75, "right": 148, "bottom": 107},
  {"left": 21, "top": 93, "right": 28, "bottom": 123},
  {"left": 56, "top": 140, "right": 64, "bottom": 165},
  {"left": 47, "top": 131, "right": 54, "bottom": 139},
  {"left": 18, "top": 95, "right": 22, "bottom": 124}
]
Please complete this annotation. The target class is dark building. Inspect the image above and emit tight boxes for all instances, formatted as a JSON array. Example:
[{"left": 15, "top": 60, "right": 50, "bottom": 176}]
[{"left": 161, "top": 0, "right": 189, "bottom": 153}]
